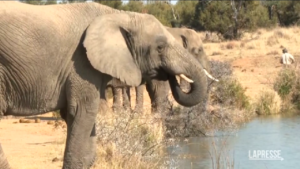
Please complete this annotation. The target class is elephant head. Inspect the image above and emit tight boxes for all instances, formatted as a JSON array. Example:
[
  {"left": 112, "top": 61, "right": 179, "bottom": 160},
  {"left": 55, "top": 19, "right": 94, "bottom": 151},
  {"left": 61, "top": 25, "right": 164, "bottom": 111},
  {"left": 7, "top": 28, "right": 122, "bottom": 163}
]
[
  {"left": 165, "top": 27, "right": 218, "bottom": 82},
  {"left": 84, "top": 13, "right": 208, "bottom": 107}
]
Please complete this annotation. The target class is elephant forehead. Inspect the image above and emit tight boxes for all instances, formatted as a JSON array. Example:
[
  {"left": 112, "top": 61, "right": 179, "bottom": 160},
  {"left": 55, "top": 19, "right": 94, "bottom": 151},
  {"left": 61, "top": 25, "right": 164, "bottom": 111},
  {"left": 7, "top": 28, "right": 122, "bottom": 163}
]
[{"left": 185, "top": 30, "right": 203, "bottom": 46}]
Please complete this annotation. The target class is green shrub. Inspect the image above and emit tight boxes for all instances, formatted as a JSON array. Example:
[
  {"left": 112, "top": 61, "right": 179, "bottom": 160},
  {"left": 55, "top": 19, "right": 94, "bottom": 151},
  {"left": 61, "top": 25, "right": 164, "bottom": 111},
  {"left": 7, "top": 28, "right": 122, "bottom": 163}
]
[
  {"left": 273, "top": 67, "right": 300, "bottom": 112},
  {"left": 193, "top": 1, "right": 275, "bottom": 39},
  {"left": 254, "top": 89, "right": 281, "bottom": 115},
  {"left": 211, "top": 78, "right": 250, "bottom": 110},
  {"left": 273, "top": 68, "right": 297, "bottom": 99},
  {"left": 291, "top": 78, "right": 300, "bottom": 110}
]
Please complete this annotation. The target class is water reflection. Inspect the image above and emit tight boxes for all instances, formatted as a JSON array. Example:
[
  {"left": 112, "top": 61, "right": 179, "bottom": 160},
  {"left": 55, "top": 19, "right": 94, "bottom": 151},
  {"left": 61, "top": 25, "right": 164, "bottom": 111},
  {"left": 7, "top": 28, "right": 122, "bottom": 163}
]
[{"left": 165, "top": 114, "right": 300, "bottom": 169}]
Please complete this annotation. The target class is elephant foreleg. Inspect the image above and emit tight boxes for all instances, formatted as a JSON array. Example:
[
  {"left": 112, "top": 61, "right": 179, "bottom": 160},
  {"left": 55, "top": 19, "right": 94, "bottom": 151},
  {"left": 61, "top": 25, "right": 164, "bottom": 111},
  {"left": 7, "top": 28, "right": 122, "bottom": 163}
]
[
  {"left": 112, "top": 87, "right": 122, "bottom": 112},
  {"left": 145, "top": 80, "right": 171, "bottom": 114},
  {"left": 0, "top": 143, "right": 10, "bottom": 169},
  {"left": 134, "top": 85, "right": 144, "bottom": 113},
  {"left": 63, "top": 88, "right": 99, "bottom": 169},
  {"left": 122, "top": 87, "right": 131, "bottom": 111}
]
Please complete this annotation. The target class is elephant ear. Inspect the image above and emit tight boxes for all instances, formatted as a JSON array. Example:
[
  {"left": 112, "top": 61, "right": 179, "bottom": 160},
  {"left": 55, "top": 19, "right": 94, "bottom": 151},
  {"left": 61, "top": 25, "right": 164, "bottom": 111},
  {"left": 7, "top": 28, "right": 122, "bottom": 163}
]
[
  {"left": 180, "top": 35, "right": 188, "bottom": 49},
  {"left": 83, "top": 15, "right": 142, "bottom": 87}
]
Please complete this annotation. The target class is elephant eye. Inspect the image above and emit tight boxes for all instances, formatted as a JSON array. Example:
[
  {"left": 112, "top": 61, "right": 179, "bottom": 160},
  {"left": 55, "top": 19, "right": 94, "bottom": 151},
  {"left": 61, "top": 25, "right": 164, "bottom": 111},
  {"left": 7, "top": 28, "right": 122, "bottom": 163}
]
[
  {"left": 157, "top": 45, "right": 165, "bottom": 53},
  {"left": 192, "top": 47, "right": 197, "bottom": 53},
  {"left": 199, "top": 47, "right": 203, "bottom": 52}
]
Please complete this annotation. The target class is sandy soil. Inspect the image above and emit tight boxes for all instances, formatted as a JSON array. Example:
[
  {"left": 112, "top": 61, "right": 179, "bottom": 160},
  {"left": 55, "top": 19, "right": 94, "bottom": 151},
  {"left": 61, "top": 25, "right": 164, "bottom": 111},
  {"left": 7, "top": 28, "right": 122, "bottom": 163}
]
[
  {"left": 212, "top": 53, "right": 285, "bottom": 100},
  {"left": 1, "top": 26, "right": 300, "bottom": 168},
  {"left": 0, "top": 114, "right": 66, "bottom": 169}
]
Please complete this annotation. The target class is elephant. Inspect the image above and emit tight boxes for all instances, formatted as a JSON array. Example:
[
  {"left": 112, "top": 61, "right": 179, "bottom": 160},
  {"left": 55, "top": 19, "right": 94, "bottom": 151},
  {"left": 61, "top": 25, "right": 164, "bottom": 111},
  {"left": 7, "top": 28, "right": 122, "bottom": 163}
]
[
  {"left": 108, "top": 27, "right": 218, "bottom": 113},
  {"left": 0, "top": 144, "right": 10, "bottom": 169},
  {"left": 0, "top": 2, "right": 208, "bottom": 169},
  {"left": 106, "top": 78, "right": 133, "bottom": 112}
]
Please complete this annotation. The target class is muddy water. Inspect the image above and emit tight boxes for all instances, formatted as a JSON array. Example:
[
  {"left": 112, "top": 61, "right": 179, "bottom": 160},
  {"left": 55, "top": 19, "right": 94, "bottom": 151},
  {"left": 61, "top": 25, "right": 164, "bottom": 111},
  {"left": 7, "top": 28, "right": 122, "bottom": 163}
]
[{"left": 165, "top": 114, "right": 300, "bottom": 169}]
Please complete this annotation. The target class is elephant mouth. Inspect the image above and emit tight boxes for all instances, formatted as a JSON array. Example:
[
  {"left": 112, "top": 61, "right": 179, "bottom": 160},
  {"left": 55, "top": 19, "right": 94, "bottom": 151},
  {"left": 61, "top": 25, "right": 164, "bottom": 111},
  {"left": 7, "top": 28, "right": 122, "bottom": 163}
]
[
  {"left": 177, "top": 69, "right": 219, "bottom": 84},
  {"left": 151, "top": 66, "right": 205, "bottom": 106},
  {"left": 178, "top": 74, "right": 194, "bottom": 83},
  {"left": 175, "top": 74, "right": 194, "bottom": 93},
  {"left": 166, "top": 68, "right": 219, "bottom": 107},
  {"left": 175, "top": 69, "right": 219, "bottom": 93},
  {"left": 146, "top": 67, "right": 218, "bottom": 94},
  {"left": 147, "top": 68, "right": 193, "bottom": 83},
  {"left": 144, "top": 68, "right": 194, "bottom": 93},
  {"left": 203, "top": 69, "right": 219, "bottom": 82}
]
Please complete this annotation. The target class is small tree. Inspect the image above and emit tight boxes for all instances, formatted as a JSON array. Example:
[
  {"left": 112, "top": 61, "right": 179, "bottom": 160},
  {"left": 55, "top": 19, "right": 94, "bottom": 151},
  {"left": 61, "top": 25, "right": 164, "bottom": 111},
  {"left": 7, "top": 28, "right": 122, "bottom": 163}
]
[
  {"left": 164, "top": 1, "right": 181, "bottom": 28},
  {"left": 93, "top": 0, "right": 123, "bottom": 9},
  {"left": 174, "top": 0, "right": 197, "bottom": 28},
  {"left": 193, "top": 0, "right": 272, "bottom": 40},
  {"left": 275, "top": 1, "right": 300, "bottom": 26},
  {"left": 122, "top": 0, "right": 144, "bottom": 12},
  {"left": 19, "top": 0, "right": 57, "bottom": 5},
  {"left": 145, "top": 2, "right": 173, "bottom": 26}
]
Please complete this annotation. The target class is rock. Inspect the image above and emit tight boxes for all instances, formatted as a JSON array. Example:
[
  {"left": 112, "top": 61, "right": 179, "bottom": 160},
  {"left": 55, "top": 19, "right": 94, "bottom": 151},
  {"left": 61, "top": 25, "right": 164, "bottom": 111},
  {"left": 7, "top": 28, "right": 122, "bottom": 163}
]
[
  {"left": 47, "top": 121, "right": 55, "bottom": 125},
  {"left": 19, "top": 118, "right": 27, "bottom": 123},
  {"left": 52, "top": 157, "right": 60, "bottom": 162},
  {"left": 35, "top": 118, "right": 41, "bottom": 123},
  {"left": 19, "top": 118, "right": 37, "bottom": 123}
]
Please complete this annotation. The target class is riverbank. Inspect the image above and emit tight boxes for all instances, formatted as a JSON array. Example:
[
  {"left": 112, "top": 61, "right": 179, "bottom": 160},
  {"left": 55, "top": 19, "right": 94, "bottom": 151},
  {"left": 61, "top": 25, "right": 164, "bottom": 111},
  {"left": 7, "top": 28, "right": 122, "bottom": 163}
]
[{"left": 165, "top": 113, "right": 300, "bottom": 169}]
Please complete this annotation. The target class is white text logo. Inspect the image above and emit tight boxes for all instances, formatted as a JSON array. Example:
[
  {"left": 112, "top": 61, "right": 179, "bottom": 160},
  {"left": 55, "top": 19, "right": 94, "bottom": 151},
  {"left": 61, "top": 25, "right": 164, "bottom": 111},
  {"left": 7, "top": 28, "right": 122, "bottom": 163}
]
[{"left": 248, "top": 150, "right": 284, "bottom": 161}]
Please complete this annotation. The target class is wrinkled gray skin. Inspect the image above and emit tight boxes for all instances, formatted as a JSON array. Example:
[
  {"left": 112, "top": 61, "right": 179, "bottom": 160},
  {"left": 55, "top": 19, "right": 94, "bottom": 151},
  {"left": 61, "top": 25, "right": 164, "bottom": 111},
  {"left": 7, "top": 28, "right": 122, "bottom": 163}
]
[
  {"left": 109, "top": 27, "right": 210, "bottom": 113},
  {"left": 0, "top": 2, "right": 207, "bottom": 169},
  {"left": 0, "top": 144, "right": 10, "bottom": 169}
]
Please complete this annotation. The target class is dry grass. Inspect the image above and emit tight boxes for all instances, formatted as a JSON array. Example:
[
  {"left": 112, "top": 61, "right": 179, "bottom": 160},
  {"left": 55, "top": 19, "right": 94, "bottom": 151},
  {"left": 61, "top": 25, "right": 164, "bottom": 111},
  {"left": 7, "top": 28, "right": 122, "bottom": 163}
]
[
  {"left": 93, "top": 109, "right": 165, "bottom": 169},
  {"left": 48, "top": 109, "right": 165, "bottom": 169},
  {"left": 212, "top": 51, "right": 223, "bottom": 56},
  {"left": 209, "top": 136, "right": 235, "bottom": 169},
  {"left": 225, "top": 41, "right": 237, "bottom": 50},
  {"left": 266, "top": 50, "right": 280, "bottom": 56},
  {"left": 203, "top": 26, "right": 300, "bottom": 62}
]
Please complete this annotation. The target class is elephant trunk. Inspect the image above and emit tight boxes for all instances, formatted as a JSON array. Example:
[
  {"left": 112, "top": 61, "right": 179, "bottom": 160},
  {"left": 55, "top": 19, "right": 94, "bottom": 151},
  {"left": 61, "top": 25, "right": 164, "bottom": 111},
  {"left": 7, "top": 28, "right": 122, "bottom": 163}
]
[
  {"left": 0, "top": 144, "right": 10, "bottom": 169},
  {"left": 166, "top": 46, "right": 208, "bottom": 107}
]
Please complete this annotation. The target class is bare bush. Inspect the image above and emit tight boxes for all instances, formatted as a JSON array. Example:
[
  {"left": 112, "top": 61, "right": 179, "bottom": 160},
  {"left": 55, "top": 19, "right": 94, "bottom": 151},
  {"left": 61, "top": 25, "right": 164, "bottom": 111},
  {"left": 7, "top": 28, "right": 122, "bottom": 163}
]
[
  {"left": 95, "top": 110, "right": 165, "bottom": 169},
  {"left": 208, "top": 60, "right": 233, "bottom": 90}
]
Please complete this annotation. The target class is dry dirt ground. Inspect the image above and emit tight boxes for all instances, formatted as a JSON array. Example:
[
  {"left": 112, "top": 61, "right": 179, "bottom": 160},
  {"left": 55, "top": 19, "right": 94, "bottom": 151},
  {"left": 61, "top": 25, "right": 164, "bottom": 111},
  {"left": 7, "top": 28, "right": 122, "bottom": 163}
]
[
  {"left": 1, "top": 27, "right": 300, "bottom": 168},
  {"left": 0, "top": 114, "right": 66, "bottom": 169}
]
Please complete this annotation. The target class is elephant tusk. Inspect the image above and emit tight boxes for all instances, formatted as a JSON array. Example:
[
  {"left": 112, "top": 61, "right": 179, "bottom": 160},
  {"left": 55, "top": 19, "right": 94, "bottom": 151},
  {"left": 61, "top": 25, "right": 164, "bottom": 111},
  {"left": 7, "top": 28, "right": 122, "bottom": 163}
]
[
  {"left": 179, "top": 74, "right": 194, "bottom": 83},
  {"left": 203, "top": 69, "right": 219, "bottom": 82}
]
